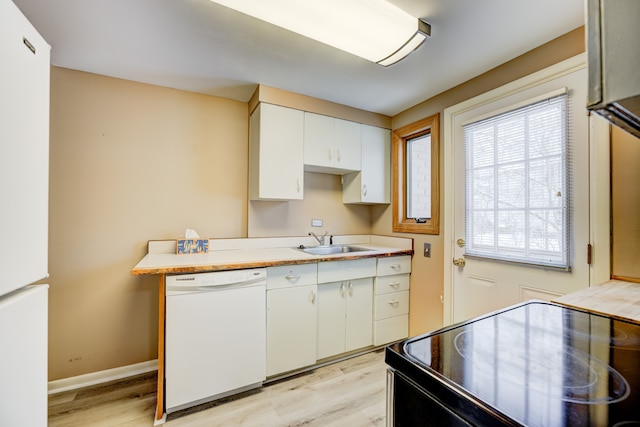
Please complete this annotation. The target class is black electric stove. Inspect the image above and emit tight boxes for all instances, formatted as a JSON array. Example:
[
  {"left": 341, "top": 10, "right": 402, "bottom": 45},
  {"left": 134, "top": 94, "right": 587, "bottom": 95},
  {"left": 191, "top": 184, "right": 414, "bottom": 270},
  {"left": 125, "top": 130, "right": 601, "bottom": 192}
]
[{"left": 385, "top": 301, "right": 640, "bottom": 427}]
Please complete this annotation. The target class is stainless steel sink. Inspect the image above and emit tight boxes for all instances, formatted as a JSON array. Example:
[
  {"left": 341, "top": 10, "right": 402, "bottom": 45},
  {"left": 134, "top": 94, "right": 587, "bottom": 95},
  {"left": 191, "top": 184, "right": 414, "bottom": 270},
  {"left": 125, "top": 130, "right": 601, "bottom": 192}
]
[{"left": 295, "top": 245, "right": 370, "bottom": 255}]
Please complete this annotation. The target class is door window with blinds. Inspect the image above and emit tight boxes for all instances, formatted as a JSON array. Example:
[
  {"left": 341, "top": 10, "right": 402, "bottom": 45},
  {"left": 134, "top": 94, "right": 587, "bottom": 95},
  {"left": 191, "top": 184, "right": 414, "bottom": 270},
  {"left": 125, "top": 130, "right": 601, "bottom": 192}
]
[{"left": 463, "top": 91, "right": 570, "bottom": 269}]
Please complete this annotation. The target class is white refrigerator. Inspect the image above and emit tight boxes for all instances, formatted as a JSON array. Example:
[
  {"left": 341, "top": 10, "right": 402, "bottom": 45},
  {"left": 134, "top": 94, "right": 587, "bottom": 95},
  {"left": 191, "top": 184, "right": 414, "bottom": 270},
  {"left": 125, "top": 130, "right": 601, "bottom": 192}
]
[{"left": 0, "top": 1, "right": 50, "bottom": 426}]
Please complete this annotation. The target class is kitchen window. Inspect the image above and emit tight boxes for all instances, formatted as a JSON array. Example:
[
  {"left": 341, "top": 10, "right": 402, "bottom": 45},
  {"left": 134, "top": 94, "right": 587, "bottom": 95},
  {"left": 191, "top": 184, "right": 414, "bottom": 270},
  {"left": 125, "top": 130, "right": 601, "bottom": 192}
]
[
  {"left": 392, "top": 113, "right": 440, "bottom": 234},
  {"left": 463, "top": 91, "right": 570, "bottom": 269}
]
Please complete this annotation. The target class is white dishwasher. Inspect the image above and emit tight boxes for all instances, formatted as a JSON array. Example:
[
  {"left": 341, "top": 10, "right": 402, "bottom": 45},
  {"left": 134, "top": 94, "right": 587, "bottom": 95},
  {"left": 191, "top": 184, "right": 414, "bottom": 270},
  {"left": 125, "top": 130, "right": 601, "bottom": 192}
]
[{"left": 165, "top": 268, "right": 267, "bottom": 413}]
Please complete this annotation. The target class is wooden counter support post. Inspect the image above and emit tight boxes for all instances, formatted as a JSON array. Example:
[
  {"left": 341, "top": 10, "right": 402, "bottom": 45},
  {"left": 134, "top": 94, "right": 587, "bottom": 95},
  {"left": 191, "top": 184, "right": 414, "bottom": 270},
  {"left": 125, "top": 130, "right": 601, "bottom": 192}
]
[{"left": 155, "top": 274, "right": 166, "bottom": 423}]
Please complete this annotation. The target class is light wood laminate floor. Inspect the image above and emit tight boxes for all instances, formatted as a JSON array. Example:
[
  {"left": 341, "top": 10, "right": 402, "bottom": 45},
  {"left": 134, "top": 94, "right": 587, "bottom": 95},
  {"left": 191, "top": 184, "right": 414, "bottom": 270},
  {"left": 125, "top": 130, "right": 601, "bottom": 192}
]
[{"left": 48, "top": 350, "right": 387, "bottom": 427}]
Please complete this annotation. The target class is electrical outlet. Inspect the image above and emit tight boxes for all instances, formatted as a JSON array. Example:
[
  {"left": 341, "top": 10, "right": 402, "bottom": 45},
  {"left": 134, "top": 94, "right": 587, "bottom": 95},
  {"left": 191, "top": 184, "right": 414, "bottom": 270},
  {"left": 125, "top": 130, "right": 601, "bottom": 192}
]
[
  {"left": 311, "top": 219, "right": 323, "bottom": 227},
  {"left": 424, "top": 243, "right": 431, "bottom": 258}
]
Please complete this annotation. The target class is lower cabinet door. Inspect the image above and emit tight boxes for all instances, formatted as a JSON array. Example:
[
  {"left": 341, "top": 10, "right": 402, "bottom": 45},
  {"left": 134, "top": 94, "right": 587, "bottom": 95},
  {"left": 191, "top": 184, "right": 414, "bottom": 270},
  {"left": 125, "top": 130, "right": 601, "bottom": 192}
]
[
  {"left": 317, "top": 278, "right": 374, "bottom": 359},
  {"left": 345, "top": 278, "right": 373, "bottom": 352},
  {"left": 316, "top": 282, "right": 346, "bottom": 360},
  {"left": 266, "top": 285, "right": 317, "bottom": 376}
]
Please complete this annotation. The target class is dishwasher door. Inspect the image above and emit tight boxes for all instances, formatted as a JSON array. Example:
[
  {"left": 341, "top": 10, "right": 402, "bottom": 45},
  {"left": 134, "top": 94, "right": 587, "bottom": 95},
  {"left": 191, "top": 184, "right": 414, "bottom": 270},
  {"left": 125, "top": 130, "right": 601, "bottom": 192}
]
[{"left": 165, "top": 269, "right": 267, "bottom": 413}]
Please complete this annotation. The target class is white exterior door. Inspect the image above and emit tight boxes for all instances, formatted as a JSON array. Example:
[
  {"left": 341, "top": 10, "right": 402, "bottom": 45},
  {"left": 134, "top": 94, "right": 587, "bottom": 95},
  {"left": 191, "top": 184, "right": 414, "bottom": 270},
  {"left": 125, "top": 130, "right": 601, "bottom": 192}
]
[{"left": 444, "top": 56, "right": 608, "bottom": 324}]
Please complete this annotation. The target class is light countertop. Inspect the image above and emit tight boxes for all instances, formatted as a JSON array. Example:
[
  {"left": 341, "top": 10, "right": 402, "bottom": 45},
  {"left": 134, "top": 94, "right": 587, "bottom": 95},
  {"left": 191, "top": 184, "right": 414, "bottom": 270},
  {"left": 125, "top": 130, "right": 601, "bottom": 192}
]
[
  {"left": 553, "top": 280, "right": 640, "bottom": 323},
  {"left": 131, "top": 235, "right": 414, "bottom": 276}
]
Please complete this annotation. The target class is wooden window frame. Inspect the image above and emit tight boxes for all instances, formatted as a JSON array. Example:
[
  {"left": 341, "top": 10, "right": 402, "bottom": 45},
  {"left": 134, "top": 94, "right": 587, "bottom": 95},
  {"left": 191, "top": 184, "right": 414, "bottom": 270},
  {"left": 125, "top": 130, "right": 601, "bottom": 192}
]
[{"left": 392, "top": 113, "right": 440, "bottom": 234}]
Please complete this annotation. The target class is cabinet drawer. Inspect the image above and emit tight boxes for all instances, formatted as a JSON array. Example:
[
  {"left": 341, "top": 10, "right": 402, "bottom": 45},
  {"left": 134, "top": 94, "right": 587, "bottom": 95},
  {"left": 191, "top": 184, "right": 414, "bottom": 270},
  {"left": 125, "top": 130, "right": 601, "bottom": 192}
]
[
  {"left": 375, "top": 274, "right": 410, "bottom": 295},
  {"left": 374, "top": 315, "right": 408, "bottom": 346},
  {"left": 267, "top": 263, "right": 317, "bottom": 290},
  {"left": 377, "top": 256, "right": 412, "bottom": 276},
  {"left": 317, "top": 258, "right": 376, "bottom": 284},
  {"left": 375, "top": 290, "right": 409, "bottom": 320}
]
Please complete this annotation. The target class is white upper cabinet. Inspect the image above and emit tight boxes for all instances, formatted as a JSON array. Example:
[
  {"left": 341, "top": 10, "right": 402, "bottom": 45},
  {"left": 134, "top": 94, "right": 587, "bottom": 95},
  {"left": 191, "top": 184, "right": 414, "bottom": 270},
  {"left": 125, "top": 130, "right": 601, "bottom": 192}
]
[
  {"left": 342, "top": 125, "right": 391, "bottom": 204},
  {"left": 249, "top": 103, "right": 304, "bottom": 201},
  {"left": 304, "top": 112, "right": 361, "bottom": 174}
]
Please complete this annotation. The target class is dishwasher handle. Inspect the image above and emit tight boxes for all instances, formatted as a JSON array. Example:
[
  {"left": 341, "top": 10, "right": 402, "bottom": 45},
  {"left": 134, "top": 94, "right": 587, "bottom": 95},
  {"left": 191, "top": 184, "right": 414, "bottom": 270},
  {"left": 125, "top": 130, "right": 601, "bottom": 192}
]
[{"left": 166, "top": 275, "right": 266, "bottom": 294}]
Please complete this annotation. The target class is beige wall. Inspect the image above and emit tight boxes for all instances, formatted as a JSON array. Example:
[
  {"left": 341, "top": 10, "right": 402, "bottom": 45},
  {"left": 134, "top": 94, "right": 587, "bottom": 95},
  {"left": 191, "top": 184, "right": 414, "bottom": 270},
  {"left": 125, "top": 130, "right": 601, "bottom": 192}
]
[
  {"left": 373, "top": 27, "right": 586, "bottom": 337},
  {"left": 611, "top": 126, "right": 640, "bottom": 281},
  {"left": 248, "top": 172, "right": 372, "bottom": 237},
  {"left": 48, "top": 27, "right": 586, "bottom": 380},
  {"left": 49, "top": 67, "right": 249, "bottom": 380}
]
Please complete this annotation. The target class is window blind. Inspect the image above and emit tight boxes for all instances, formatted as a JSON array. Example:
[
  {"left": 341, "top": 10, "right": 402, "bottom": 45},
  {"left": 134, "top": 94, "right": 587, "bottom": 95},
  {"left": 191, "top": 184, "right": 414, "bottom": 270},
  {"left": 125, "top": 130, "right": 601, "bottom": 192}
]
[{"left": 463, "top": 93, "right": 571, "bottom": 269}]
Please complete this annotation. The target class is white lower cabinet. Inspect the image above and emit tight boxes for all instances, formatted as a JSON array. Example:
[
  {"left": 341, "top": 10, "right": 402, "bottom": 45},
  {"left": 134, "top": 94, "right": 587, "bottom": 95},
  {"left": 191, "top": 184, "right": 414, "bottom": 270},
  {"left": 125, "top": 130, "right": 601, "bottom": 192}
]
[
  {"left": 316, "top": 258, "right": 376, "bottom": 360},
  {"left": 266, "top": 264, "right": 317, "bottom": 377},
  {"left": 374, "top": 256, "right": 412, "bottom": 346},
  {"left": 317, "top": 277, "right": 373, "bottom": 359},
  {"left": 265, "top": 256, "right": 410, "bottom": 375}
]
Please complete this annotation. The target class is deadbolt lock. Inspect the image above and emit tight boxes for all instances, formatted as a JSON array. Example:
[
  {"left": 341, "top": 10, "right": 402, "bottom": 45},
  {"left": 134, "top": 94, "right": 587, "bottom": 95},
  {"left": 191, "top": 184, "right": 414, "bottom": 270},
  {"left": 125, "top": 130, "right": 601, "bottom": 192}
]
[{"left": 457, "top": 238, "right": 465, "bottom": 248}]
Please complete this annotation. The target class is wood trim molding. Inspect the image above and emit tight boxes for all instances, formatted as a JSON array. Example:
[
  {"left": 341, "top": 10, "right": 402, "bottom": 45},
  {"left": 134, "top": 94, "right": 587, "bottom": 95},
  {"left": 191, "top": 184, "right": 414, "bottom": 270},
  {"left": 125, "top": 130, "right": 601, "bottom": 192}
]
[
  {"left": 155, "top": 274, "right": 166, "bottom": 423},
  {"left": 391, "top": 113, "right": 440, "bottom": 234}
]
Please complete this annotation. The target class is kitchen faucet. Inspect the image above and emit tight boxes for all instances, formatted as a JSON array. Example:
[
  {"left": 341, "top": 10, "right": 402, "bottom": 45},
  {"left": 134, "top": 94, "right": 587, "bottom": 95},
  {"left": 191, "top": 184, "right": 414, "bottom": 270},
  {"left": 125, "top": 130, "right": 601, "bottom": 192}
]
[{"left": 309, "top": 231, "right": 328, "bottom": 246}]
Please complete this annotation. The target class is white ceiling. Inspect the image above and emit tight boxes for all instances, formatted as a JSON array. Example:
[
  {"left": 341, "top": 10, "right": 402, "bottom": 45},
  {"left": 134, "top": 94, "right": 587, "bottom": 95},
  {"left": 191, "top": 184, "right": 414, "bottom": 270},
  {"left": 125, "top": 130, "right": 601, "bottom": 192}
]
[{"left": 13, "top": 0, "right": 585, "bottom": 117}]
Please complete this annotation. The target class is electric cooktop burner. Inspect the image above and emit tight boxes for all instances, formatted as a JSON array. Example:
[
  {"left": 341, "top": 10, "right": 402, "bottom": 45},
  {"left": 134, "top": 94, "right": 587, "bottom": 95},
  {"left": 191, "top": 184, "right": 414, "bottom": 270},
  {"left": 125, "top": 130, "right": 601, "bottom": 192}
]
[
  {"left": 453, "top": 326, "right": 630, "bottom": 405},
  {"left": 399, "top": 301, "right": 640, "bottom": 426}
]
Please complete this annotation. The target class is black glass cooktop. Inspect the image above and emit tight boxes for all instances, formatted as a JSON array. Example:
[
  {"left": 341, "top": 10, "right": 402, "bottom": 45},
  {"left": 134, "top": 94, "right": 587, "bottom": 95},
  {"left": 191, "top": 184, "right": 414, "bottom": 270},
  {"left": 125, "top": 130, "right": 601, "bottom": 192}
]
[{"left": 388, "top": 301, "right": 640, "bottom": 426}]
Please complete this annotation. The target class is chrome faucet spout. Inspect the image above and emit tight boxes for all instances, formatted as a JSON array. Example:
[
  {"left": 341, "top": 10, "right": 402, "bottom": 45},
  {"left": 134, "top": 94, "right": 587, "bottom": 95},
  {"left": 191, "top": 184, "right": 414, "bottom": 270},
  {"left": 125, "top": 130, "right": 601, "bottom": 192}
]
[{"left": 308, "top": 231, "right": 329, "bottom": 246}]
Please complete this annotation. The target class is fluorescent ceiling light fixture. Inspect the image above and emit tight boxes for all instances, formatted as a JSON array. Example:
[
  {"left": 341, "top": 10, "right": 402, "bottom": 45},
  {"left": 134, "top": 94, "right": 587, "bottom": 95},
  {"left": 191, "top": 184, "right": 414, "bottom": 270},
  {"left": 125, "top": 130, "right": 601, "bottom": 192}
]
[{"left": 209, "top": 0, "right": 431, "bottom": 66}]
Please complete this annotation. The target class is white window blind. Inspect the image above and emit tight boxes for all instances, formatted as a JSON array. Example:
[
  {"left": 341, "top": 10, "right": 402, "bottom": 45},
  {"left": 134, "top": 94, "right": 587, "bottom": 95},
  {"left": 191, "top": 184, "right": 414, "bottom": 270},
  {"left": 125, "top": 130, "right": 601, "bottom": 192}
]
[
  {"left": 463, "top": 93, "right": 571, "bottom": 269},
  {"left": 407, "top": 133, "right": 431, "bottom": 219}
]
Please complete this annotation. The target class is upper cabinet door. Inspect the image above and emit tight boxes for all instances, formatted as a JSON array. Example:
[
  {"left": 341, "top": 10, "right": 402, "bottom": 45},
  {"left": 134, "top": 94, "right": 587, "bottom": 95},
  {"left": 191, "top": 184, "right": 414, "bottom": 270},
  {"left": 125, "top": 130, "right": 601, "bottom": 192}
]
[
  {"left": 304, "top": 112, "right": 361, "bottom": 174},
  {"left": 249, "top": 103, "right": 304, "bottom": 201},
  {"left": 333, "top": 118, "right": 362, "bottom": 172},
  {"left": 0, "top": 0, "right": 50, "bottom": 292},
  {"left": 303, "top": 112, "right": 334, "bottom": 170},
  {"left": 342, "top": 125, "right": 390, "bottom": 205}
]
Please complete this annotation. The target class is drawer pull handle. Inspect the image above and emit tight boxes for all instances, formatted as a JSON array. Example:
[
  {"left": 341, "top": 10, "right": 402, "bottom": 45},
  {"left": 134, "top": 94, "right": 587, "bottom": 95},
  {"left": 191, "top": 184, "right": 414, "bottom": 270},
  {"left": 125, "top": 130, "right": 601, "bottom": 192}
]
[
  {"left": 310, "top": 290, "right": 316, "bottom": 304},
  {"left": 388, "top": 300, "right": 400, "bottom": 306},
  {"left": 390, "top": 264, "right": 401, "bottom": 270},
  {"left": 285, "top": 273, "right": 301, "bottom": 281},
  {"left": 388, "top": 282, "right": 400, "bottom": 288}
]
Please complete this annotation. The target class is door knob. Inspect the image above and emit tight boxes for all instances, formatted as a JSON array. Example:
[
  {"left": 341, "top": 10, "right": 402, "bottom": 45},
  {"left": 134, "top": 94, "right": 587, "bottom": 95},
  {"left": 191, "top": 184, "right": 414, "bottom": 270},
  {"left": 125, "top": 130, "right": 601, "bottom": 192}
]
[{"left": 452, "top": 258, "right": 466, "bottom": 267}]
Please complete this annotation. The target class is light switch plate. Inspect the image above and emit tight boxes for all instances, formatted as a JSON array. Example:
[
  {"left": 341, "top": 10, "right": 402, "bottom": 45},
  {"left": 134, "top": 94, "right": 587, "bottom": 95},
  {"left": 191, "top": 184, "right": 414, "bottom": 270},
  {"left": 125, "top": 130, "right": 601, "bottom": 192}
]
[
  {"left": 424, "top": 243, "right": 431, "bottom": 257},
  {"left": 311, "top": 219, "right": 323, "bottom": 227}
]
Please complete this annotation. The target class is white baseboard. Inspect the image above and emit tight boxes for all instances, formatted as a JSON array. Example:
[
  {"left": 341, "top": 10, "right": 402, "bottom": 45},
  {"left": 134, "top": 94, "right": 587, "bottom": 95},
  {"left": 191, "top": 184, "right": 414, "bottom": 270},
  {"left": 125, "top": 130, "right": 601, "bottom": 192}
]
[{"left": 48, "top": 359, "right": 158, "bottom": 395}]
